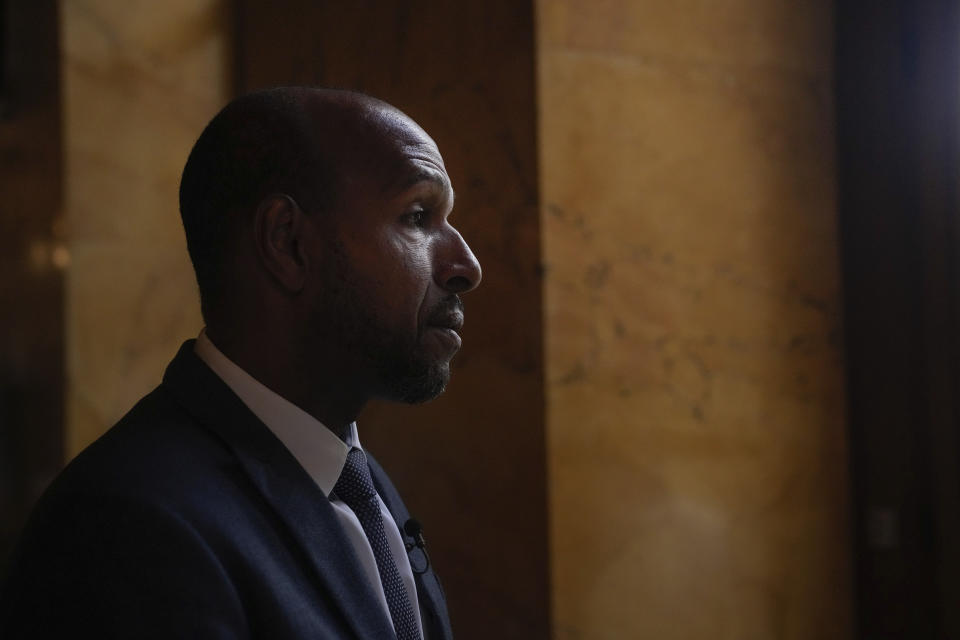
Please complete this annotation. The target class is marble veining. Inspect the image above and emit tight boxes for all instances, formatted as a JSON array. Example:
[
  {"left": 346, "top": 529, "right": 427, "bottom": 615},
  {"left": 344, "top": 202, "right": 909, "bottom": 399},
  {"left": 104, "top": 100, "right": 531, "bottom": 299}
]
[
  {"left": 64, "top": 0, "right": 229, "bottom": 457},
  {"left": 539, "top": 0, "right": 852, "bottom": 638}
]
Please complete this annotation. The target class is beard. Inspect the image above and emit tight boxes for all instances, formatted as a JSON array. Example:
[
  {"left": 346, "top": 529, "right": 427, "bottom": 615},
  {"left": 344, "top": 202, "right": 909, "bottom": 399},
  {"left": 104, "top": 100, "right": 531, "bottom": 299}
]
[
  {"left": 339, "top": 308, "right": 452, "bottom": 404},
  {"left": 376, "top": 347, "right": 450, "bottom": 404},
  {"left": 309, "top": 249, "right": 455, "bottom": 404}
]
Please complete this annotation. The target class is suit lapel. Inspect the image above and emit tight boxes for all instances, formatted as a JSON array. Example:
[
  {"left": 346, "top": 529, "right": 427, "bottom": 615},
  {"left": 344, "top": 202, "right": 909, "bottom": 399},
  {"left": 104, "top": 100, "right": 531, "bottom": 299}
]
[
  {"left": 161, "top": 341, "right": 395, "bottom": 640},
  {"left": 367, "top": 454, "right": 454, "bottom": 640}
]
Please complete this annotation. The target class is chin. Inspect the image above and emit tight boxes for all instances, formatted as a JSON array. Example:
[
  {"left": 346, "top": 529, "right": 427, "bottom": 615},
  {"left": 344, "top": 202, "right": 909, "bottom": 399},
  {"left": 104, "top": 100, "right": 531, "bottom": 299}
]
[{"left": 387, "top": 360, "right": 451, "bottom": 404}]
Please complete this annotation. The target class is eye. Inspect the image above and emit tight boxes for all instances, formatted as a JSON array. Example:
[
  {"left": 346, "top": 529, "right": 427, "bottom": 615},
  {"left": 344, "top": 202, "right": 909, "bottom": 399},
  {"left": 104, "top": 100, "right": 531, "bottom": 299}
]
[{"left": 402, "top": 208, "right": 428, "bottom": 228}]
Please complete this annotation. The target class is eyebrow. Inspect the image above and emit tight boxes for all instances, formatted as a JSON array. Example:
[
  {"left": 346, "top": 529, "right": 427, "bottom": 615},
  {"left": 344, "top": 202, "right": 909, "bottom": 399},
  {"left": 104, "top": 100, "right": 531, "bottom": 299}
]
[{"left": 390, "top": 167, "right": 455, "bottom": 202}]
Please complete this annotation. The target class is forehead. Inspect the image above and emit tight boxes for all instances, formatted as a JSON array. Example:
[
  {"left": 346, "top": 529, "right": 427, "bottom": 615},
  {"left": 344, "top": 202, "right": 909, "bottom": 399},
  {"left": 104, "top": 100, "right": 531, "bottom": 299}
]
[{"left": 362, "top": 108, "right": 452, "bottom": 196}]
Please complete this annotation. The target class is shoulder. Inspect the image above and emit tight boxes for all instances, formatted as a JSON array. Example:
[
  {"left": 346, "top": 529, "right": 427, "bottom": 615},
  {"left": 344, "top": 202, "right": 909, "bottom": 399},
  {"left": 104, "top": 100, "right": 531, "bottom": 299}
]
[
  {"left": 1, "top": 387, "right": 254, "bottom": 636},
  {"left": 28, "top": 382, "right": 263, "bottom": 556},
  {"left": 53, "top": 385, "right": 236, "bottom": 504}
]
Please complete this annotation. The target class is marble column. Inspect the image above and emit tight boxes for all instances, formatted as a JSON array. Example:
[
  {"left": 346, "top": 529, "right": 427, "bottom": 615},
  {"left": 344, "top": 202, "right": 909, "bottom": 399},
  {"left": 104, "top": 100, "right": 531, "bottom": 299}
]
[
  {"left": 62, "top": 0, "right": 229, "bottom": 456},
  {"left": 538, "top": 1, "right": 853, "bottom": 638}
]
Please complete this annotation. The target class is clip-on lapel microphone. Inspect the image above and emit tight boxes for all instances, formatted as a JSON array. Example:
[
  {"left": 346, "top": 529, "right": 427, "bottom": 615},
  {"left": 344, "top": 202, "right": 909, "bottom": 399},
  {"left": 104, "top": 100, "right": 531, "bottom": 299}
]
[{"left": 403, "top": 518, "right": 431, "bottom": 574}]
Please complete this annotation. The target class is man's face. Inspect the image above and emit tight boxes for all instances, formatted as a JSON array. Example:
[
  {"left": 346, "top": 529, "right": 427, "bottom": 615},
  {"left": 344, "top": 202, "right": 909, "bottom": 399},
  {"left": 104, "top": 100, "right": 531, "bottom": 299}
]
[{"left": 303, "top": 111, "right": 482, "bottom": 403}]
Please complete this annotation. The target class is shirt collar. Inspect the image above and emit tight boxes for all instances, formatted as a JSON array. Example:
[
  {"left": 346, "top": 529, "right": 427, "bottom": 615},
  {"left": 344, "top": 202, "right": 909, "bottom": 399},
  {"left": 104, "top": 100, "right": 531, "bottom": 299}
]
[{"left": 194, "top": 330, "right": 358, "bottom": 497}]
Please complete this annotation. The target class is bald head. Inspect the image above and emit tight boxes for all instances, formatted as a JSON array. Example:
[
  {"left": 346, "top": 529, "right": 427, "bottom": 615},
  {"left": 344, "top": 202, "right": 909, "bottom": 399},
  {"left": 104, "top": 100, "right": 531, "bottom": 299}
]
[{"left": 179, "top": 87, "right": 422, "bottom": 322}]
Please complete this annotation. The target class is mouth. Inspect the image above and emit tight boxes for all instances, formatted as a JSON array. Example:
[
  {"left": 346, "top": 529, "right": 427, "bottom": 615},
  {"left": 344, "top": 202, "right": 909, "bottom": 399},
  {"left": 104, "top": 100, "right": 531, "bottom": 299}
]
[
  {"left": 427, "top": 326, "right": 462, "bottom": 351},
  {"left": 424, "top": 305, "right": 465, "bottom": 354},
  {"left": 426, "top": 311, "right": 464, "bottom": 333},
  {"left": 425, "top": 296, "right": 465, "bottom": 333}
]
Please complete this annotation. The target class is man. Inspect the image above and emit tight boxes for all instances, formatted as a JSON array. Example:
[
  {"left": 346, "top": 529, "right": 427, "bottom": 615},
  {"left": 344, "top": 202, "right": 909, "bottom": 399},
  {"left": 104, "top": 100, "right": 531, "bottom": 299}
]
[{"left": 0, "top": 87, "right": 481, "bottom": 638}]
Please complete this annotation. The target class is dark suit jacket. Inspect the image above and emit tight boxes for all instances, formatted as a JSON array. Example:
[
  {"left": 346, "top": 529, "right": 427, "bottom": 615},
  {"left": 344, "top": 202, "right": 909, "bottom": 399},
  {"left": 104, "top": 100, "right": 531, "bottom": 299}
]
[{"left": 0, "top": 341, "right": 452, "bottom": 639}]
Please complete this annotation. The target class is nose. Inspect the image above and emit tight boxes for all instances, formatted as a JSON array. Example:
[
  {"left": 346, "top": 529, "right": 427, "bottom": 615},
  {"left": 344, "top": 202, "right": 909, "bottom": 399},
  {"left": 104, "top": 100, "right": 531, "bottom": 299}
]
[{"left": 436, "top": 226, "right": 482, "bottom": 293}]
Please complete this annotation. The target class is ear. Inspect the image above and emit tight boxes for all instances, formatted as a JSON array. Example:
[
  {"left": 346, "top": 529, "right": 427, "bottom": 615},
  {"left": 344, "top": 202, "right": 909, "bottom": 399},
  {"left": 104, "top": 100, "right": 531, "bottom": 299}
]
[{"left": 254, "top": 194, "right": 308, "bottom": 293}]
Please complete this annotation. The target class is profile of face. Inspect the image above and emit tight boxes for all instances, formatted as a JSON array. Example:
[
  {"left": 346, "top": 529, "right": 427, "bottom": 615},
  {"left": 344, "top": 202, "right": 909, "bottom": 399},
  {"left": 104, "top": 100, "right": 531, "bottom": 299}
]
[{"left": 302, "top": 107, "right": 482, "bottom": 404}]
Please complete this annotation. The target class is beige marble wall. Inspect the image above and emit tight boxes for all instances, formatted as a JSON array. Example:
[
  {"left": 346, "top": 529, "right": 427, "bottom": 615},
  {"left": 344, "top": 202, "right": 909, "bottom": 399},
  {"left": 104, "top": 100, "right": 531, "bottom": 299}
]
[
  {"left": 63, "top": 0, "right": 229, "bottom": 457},
  {"left": 538, "top": 2, "right": 853, "bottom": 638}
]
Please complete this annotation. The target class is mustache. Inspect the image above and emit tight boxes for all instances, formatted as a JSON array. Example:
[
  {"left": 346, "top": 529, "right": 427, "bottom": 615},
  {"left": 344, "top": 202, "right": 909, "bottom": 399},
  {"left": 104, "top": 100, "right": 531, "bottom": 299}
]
[{"left": 425, "top": 296, "right": 465, "bottom": 329}]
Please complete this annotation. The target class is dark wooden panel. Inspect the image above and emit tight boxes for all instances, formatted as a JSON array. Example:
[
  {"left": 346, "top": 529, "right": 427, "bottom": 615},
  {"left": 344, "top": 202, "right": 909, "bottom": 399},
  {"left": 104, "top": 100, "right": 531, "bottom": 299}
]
[
  {"left": 234, "top": 3, "right": 549, "bottom": 638},
  {"left": 0, "top": 0, "right": 63, "bottom": 572},
  {"left": 836, "top": 1, "right": 960, "bottom": 636}
]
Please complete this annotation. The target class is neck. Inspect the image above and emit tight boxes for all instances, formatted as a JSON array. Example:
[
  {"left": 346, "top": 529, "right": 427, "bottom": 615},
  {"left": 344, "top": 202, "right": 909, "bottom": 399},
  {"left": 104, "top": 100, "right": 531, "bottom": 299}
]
[{"left": 204, "top": 325, "right": 368, "bottom": 442}]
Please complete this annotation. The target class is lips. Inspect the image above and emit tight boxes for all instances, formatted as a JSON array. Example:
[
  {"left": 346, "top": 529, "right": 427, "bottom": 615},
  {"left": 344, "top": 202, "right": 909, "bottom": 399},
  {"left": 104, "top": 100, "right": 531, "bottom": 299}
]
[
  {"left": 424, "top": 298, "right": 465, "bottom": 356},
  {"left": 427, "top": 311, "right": 463, "bottom": 333}
]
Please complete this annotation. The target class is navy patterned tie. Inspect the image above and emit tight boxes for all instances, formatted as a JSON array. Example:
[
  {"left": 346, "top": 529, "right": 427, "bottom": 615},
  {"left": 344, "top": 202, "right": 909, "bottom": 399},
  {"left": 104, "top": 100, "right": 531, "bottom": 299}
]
[{"left": 334, "top": 448, "right": 422, "bottom": 640}]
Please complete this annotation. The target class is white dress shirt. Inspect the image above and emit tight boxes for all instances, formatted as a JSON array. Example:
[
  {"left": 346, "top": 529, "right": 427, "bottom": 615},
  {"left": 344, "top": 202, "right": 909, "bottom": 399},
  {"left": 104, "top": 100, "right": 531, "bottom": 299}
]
[{"left": 194, "top": 332, "right": 423, "bottom": 637}]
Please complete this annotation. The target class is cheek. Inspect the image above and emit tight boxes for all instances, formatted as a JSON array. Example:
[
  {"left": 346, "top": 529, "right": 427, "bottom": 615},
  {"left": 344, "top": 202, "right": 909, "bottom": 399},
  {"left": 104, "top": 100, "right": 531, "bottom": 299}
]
[
  {"left": 376, "top": 240, "right": 435, "bottom": 334},
  {"left": 337, "top": 229, "right": 434, "bottom": 311},
  {"left": 381, "top": 234, "right": 432, "bottom": 287}
]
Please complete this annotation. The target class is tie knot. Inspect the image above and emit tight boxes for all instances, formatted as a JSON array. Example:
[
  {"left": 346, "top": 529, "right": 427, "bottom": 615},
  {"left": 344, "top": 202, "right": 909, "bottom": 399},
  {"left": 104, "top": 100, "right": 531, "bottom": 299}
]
[{"left": 333, "top": 448, "right": 377, "bottom": 505}]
